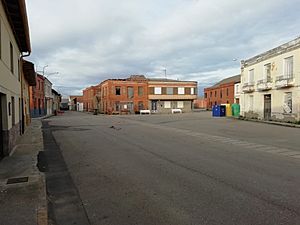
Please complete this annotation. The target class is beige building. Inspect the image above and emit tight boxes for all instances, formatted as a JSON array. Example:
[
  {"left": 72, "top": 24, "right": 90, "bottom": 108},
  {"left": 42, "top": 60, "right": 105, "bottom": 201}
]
[
  {"left": 148, "top": 78, "right": 198, "bottom": 113},
  {"left": 240, "top": 37, "right": 300, "bottom": 122},
  {"left": 0, "top": 0, "right": 31, "bottom": 157}
]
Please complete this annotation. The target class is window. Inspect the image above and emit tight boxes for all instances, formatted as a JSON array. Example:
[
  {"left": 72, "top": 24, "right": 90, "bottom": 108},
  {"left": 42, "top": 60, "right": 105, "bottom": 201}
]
[
  {"left": 154, "top": 87, "right": 161, "bottom": 94},
  {"left": 138, "top": 86, "right": 143, "bottom": 96},
  {"left": 11, "top": 97, "right": 15, "bottom": 125},
  {"left": 283, "top": 92, "right": 292, "bottom": 113},
  {"left": 115, "top": 87, "right": 121, "bottom": 95},
  {"left": 185, "top": 87, "right": 191, "bottom": 95},
  {"left": 210, "top": 92, "right": 212, "bottom": 97},
  {"left": 127, "top": 87, "right": 134, "bottom": 98},
  {"left": 10, "top": 42, "right": 14, "bottom": 74},
  {"left": 226, "top": 88, "right": 229, "bottom": 96},
  {"left": 204, "top": 93, "right": 207, "bottom": 98},
  {"left": 249, "top": 95, "right": 253, "bottom": 111},
  {"left": 191, "top": 88, "right": 195, "bottom": 95},
  {"left": 177, "top": 101, "right": 184, "bottom": 108},
  {"left": 178, "top": 87, "right": 184, "bottom": 95},
  {"left": 166, "top": 87, "right": 173, "bottom": 95},
  {"left": 220, "top": 90, "right": 222, "bottom": 98},
  {"left": 264, "top": 63, "right": 271, "bottom": 80},
  {"left": 235, "top": 84, "right": 240, "bottom": 94},
  {"left": 164, "top": 101, "right": 171, "bottom": 108},
  {"left": 248, "top": 69, "right": 254, "bottom": 83},
  {"left": 215, "top": 91, "right": 217, "bottom": 97},
  {"left": 284, "top": 56, "right": 293, "bottom": 78}
]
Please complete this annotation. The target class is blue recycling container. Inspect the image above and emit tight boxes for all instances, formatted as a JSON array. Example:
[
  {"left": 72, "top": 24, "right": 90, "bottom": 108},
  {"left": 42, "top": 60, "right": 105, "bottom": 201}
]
[{"left": 212, "top": 105, "right": 226, "bottom": 117}]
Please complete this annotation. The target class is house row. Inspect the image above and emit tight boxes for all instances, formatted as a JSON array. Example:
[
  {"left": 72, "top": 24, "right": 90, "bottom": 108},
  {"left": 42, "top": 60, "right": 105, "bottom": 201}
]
[
  {"left": 0, "top": 0, "right": 60, "bottom": 158},
  {"left": 29, "top": 74, "right": 61, "bottom": 118},
  {"left": 82, "top": 75, "right": 198, "bottom": 114},
  {"left": 204, "top": 37, "right": 300, "bottom": 123}
]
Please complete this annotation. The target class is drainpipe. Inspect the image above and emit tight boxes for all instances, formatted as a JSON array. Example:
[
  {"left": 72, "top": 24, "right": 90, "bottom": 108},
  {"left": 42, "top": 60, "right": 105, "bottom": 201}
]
[{"left": 20, "top": 52, "right": 31, "bottom": 134}]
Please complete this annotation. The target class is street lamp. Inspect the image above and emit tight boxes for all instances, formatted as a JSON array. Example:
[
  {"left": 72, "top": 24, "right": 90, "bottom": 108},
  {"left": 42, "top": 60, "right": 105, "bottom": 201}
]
[
  {"left": 42, "top": 65, "right": 48, "bottom": 76},
  {"left": 45, "top": 72, "right": 59, "bottom": 78}
]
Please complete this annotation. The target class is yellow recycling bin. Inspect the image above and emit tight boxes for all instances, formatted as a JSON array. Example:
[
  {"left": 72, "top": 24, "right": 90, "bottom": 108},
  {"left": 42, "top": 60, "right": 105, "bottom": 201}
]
[{"left": 221, "top": 104, "right": 232, "bottom": 117}]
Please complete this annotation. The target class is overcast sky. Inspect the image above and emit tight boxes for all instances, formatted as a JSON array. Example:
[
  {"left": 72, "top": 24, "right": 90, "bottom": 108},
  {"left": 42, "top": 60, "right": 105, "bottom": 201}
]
[{"left": 26, "top": 0, "right": 300, "bottom": 96}]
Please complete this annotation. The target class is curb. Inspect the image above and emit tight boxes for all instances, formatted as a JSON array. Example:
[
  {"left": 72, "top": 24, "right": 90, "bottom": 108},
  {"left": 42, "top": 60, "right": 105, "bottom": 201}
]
[
  {"left": 230, "top": 116, "right": 300, "bottom": 128},
  {"left": 37, "top": 174, "right": 48, "bottom": 225}
]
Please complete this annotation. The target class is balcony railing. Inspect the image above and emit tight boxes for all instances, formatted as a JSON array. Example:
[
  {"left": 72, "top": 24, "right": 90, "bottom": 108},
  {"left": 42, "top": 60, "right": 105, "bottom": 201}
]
[
  {"left": 275, "top": 75, "right": 295, "bottom": 88},
  {"left": 242, "top": 82, "right": 255, "bottom": 93},
  {"left": 257, "top": 77, "right": 273, "bottom": 91}
]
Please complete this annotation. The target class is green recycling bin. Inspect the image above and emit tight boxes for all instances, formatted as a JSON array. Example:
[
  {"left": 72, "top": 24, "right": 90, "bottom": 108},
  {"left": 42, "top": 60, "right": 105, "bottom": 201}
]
[{"left": 231, "top": 104, "right": 240, "bottom": 117}]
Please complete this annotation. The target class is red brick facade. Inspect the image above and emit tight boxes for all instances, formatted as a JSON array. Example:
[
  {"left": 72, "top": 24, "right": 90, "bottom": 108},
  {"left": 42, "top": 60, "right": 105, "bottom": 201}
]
[
  {"left": 193, "top": 97, "right": 207, "bottom": 109},
  {"left": 99, "top": 77, "right": 148, "bottom": 114},
  {"left": 29, "top": 74, "right": 45, "bottom": 117},
  {"left": 82, "top": 75, "right": 198, "bottom": 114},
  {"left": 82, "top": 86, "right": 100, "bottom": 112},
  {"left": 204, "top": 75, "right": 240, "bottom": 109}
]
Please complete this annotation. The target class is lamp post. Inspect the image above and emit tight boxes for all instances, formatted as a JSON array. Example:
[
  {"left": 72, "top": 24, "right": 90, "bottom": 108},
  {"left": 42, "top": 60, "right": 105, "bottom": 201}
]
[
  {"left": 42, "top": 65, "right": 48, "bottom": 77},
  {"left": 45, "top": 72, "right": 59, "bottom": 78}
]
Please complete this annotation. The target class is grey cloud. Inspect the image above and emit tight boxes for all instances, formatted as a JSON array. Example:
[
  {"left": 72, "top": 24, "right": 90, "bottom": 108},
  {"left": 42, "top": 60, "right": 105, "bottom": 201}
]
[{"left": 27, "top": 0, "right": 300, "bottom": 95}]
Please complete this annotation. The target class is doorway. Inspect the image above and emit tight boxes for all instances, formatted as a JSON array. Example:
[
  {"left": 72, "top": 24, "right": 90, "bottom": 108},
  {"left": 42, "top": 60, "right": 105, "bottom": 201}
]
[
  {"left": 264, "top": 94, "right": 271, "bottom": 120},
  {"left": 0, "top": 94, "right": 4, "bottom": 159},
  {"left": 151, "top": 101, "right": 157, "bottom": 111}
]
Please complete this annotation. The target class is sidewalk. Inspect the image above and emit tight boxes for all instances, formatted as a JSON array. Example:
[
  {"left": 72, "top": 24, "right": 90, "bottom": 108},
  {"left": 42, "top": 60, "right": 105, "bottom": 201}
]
[
  {"left": 235, "top": 117, "right": 300, "bottom": 128},
  {"left": 0, "top": 119, "right": 47, "bottom": 225}
]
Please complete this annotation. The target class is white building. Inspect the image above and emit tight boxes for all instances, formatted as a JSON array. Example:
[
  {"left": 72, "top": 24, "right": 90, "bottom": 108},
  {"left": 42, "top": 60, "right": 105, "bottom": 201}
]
[
  {"left": 234, "top": 82, "right": 241, "bottom": 104},
  {"left": 44, "top": 77, "right": 53, "bottom": 116},
  {"left": 240, "top": 37, "right": 300, "bottom": 122}
]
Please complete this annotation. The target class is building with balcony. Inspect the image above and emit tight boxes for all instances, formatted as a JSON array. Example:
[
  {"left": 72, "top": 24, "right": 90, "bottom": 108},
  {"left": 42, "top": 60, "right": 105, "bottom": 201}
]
[
  {"left": 204, "top": 75, "right": 240, "bottom": 109},
  {"left": 240, "top": 37, "right": 300, "bottom": 122},
  {"left": 0, "top": 0, "right": 32, "bottom": 157}
]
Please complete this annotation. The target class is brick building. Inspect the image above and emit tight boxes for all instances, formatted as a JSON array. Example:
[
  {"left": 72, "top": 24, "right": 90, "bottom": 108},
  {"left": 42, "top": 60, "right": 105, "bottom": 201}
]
[
  {"left": 29, "top": 74, "right": 45, "bottom": 117},
  {"left": 193, "top": 97, "right": 207, "bottom": 109},
  {"left": 98, "top": 75, "right": 148, "bottom": 114},
  {"left": 82, "top": 75, "right": 198, "bottom": 114},
  {"left": 82, "top": 85, "right": 100, "bottom": 112},
  {"left": 204, "top": 75, "right": 240, "bottom": 109}
]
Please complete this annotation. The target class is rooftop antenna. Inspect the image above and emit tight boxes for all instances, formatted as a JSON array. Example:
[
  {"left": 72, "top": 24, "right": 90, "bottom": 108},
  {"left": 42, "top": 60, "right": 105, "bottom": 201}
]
[{"left": 162, "top": 67, "right": 167, "bottom": 78}]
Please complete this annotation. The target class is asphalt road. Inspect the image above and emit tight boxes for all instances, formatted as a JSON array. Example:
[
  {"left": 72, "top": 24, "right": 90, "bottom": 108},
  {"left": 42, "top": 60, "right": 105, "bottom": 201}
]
[{"left": 44, "top": 111, "right": 300, "bottom": 225}]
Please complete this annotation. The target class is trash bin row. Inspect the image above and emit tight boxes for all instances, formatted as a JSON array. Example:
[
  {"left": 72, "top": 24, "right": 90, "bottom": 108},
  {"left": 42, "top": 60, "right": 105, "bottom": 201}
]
[{"left": 212, "top": 104, "right": 240, "bottom": 117}]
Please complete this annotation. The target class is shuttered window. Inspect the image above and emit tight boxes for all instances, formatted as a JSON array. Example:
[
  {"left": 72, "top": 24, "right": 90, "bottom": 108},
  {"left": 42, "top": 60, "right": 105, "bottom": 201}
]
[{"left": 284, "top": 56, "right": 293, "bottom": 78}]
